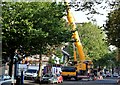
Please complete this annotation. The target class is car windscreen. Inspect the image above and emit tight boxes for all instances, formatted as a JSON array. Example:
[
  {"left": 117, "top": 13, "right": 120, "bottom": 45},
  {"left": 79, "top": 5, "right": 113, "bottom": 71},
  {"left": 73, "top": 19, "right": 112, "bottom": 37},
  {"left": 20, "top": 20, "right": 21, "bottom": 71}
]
[
  {"left": 62, "top": 67, "right": 76, "bottom": 72},
  {"left": 43, "top": 75, "right": 50, "bottom": 77},
  {"left": 56, "top": 74, "right": 61, "bottom": 77},
  {"left": 26, "top": 69, "right": 37, "bottom": 73},
  {"left": 43, "top": 74, "right": 53, "bottom": 77}
]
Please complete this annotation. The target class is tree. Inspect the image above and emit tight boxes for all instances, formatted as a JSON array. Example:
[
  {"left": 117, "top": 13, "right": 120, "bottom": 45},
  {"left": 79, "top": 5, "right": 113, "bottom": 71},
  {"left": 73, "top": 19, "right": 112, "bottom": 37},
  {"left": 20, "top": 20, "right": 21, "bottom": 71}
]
[
  {"left": 104, "top": 4, "right": 120, "bottom": 61},
  {"left": 77, "top": 23, "right": 109, "bottom": 61},
  {"left": 97, "top": 51, "right": 119, "bottom": 68},
  {"left": 2, "top": 2, "right": 71, "bottom": 76}
]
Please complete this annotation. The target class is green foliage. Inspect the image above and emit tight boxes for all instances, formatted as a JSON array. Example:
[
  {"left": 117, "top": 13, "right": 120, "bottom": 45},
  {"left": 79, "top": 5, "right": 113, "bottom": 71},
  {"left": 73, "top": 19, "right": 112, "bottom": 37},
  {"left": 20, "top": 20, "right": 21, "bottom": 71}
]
[
  {"left": 104, "top": 4, "right": 120, "bottom": 61},
  {"left": 96, "top": 51, "right": 119, "bottom": 67},
  {"left": 2, "top": 2, "right": 71, "bottom": 56},
  {"left": 77, "top": 22, "right": 109, "bottom": 61},
  {"left": 48, "top": 58, "right": 55, "bottom": 64},
  {"left": 104, "top": 8, "right": 120, "bottom": 48}
]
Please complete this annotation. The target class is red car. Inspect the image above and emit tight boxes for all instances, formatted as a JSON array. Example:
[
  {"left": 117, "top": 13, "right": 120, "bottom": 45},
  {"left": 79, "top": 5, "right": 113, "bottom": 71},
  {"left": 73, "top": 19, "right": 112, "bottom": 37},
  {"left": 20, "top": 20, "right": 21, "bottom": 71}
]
[{"left": 56, "top": 74, "right": 63, "bottom": 83}]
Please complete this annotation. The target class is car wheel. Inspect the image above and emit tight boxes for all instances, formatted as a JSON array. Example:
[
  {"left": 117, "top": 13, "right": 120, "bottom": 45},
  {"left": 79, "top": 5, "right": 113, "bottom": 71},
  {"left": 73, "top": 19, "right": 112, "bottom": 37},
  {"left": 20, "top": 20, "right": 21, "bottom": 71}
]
[{"left": 54, "top": 82, "right": 57, "bottom": 84}]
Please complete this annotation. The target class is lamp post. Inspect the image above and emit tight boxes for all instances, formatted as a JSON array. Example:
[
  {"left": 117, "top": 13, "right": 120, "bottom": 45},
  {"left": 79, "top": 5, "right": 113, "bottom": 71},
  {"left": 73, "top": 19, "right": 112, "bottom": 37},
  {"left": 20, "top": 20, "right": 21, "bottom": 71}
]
[{"left": 21, "top": 68, "right": 24, "bottom": 85}]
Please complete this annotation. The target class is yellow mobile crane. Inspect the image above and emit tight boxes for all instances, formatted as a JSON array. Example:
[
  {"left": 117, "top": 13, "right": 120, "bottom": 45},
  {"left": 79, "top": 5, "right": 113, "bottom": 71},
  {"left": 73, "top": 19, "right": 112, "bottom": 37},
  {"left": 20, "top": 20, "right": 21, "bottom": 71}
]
[{"left": 61, "top": 0, "right": 93, "bottom": 80}]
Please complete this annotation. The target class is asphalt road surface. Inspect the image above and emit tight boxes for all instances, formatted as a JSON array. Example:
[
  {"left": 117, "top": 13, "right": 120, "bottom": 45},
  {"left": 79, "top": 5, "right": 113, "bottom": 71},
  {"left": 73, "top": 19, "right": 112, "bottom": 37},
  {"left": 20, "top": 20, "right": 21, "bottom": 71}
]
[{"left": 24, "top": 77, "right": 119, "bottom": 85}]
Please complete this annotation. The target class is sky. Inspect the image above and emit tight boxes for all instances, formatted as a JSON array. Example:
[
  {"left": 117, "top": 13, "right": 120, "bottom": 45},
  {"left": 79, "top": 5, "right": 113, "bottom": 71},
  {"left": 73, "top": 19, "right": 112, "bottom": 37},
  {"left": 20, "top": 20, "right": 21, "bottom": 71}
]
[
  {"left": 65, "top": 0, "right": 113, "bottom": 26},
  {"left": 71, "top": 10, "right": 108, "bottom": 26}
]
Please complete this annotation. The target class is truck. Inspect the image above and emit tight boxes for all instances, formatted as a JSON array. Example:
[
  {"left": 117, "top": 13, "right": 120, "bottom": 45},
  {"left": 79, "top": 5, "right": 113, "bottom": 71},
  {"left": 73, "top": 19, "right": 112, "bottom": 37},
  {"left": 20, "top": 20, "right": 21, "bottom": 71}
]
[{"left": 61, "top": 0, "right": 93, "bottom": 80}]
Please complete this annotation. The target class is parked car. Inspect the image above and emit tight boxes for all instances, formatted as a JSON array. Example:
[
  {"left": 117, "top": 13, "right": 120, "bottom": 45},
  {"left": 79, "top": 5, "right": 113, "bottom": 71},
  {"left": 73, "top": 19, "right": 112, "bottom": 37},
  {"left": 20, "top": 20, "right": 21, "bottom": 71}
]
[
  {"left": 113, "top": 73, "right": 119, "bottom": 77},
  {"left": 24, "top": 69, "right": 38, "bottom": 80},
  {"left": 56, "top": 74, "right": 63, "bottom": 83},
  {"left": 102, "top": 73, "right": 106, "bottom": 78},
  {"left": 41, "top": 73, "right": 58, "bottom": 84},
  {"left": 41, "top": 73, "right": 51, "bottom": 83},
  {"left": 105, "top": 73, "right": 112, "bottom": 77},
  {"left": 49, "top": 75, "right": 58, "bottom": 84},
  {"left": 0, "top": 75, "right": 12, "bottom": 85},
  {"left": 0, "top": 74, "right": 11, "bottom": 80}
]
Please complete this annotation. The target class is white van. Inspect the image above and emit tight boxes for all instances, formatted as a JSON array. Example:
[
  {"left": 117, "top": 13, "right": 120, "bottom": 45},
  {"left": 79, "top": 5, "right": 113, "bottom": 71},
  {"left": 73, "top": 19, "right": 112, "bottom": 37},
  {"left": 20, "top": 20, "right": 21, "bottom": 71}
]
[
  {"left": 24, "top": 69, "right": 38, "bottom": 80},
  {"left": 24, "top": 65, "right": 39, "bottom": 80}
]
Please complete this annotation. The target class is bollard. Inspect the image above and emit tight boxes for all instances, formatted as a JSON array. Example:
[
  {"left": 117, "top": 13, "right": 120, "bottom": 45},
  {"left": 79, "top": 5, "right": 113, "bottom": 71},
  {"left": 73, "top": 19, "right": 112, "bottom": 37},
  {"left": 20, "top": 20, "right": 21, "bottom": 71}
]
[{"left": 21, "top": 70, "right": 24, "bottom": 85}]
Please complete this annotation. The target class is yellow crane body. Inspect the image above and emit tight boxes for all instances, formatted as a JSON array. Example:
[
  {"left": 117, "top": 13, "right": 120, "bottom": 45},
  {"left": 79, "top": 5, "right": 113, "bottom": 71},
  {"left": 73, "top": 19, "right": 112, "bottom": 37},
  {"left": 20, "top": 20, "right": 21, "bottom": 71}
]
[{"left": 61, "top": 0, "right": 93, "bottom": 80}]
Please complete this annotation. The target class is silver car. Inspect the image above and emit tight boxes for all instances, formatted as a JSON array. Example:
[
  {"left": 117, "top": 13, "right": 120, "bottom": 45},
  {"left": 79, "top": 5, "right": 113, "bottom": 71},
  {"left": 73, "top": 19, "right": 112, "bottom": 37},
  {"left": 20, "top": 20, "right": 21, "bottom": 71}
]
[{"left": 41, "top": 73, "right": 58, "bottom": 84}]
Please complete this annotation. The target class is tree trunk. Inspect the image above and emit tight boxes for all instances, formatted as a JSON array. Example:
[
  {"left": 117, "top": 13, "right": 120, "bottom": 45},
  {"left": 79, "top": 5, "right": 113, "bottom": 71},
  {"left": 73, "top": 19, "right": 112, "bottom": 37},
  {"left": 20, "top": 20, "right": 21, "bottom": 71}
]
[
  {"left": 38, "top": 54, "right": 42, "bottom": 79},
  {"left": 9, "top": 49, "right": 15, "bottom": 77}
]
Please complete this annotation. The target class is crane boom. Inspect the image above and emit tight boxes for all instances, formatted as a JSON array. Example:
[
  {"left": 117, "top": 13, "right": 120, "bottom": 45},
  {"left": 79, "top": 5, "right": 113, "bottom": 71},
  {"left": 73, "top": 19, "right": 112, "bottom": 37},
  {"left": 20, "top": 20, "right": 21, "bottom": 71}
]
[
  {"left": 65, "top": 0, "right": 86, "bottom": 70},
  {"left": 61, "top": 1, "right": 93, "bottom": 80}
]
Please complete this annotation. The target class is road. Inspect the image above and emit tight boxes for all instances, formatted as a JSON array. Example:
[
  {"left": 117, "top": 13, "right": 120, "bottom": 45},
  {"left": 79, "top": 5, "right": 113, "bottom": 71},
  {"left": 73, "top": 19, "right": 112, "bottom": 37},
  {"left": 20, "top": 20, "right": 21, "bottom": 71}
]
[{"left": 24, "top": 77, "right": 119, "bottom": 85}]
